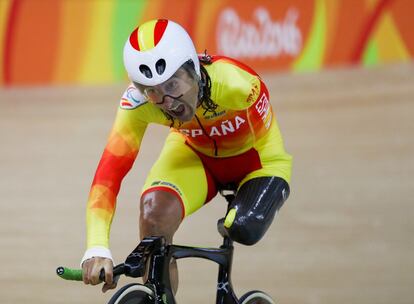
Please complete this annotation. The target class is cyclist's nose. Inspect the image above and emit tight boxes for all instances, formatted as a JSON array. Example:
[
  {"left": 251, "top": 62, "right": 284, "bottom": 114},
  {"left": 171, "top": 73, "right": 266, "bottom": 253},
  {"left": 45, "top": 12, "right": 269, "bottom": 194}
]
[{"left": 162, "top": 95, "right": 179, "bottom": 109}]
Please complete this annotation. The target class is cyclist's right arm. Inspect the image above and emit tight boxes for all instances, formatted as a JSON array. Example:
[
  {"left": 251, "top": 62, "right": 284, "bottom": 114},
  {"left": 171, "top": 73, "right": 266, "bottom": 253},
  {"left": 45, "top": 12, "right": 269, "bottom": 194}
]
[{"left": 81, "top": 86, "right": 150, "bottom": 290}]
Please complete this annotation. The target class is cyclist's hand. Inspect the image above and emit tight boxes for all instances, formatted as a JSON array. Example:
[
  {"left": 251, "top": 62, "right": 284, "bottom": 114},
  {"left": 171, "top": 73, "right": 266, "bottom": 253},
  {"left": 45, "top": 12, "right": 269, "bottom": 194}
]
[{"left": 82, "top": 257, "right": 116, "bottom": 293}]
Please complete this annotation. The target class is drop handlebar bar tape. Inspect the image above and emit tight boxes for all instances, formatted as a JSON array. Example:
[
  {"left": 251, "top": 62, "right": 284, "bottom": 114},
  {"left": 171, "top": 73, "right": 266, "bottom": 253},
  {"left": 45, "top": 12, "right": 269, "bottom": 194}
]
[
  {"left": 56, "top": 267, "right": 83, "bottom": 281},
  {"left": 56, "top": 266, "right": 106, "bottom": 282}
]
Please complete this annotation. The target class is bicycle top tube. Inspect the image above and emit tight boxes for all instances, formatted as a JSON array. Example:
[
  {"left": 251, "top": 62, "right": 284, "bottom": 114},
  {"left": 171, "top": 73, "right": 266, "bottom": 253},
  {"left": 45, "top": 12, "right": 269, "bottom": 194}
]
[{"left": 170, "top": 243, "right": 232, "bottom": 266}]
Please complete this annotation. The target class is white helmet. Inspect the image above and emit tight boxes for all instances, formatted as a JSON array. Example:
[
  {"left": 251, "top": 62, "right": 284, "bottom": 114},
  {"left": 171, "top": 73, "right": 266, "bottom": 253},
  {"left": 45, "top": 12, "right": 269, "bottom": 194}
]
[{"left": 123, "top": 19, "right": 200, "bottom": 86}]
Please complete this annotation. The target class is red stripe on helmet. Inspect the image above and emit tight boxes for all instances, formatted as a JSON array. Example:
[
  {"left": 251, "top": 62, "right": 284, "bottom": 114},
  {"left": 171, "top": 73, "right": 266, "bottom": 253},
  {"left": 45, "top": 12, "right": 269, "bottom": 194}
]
[
  {"left": 153, "top": 19, "right": 168, "bottom": 46},
  {"left": 129, "top": 27, "right": 140, "bottom": 51}
]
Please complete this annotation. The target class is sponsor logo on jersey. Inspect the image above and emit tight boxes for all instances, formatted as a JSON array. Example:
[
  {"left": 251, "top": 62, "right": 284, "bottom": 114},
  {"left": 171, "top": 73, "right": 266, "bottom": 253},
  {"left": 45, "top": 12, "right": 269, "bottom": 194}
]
[
  {"left": 119, "top": 86, "right": 146, "bottom": 110},
  {"left": 151, "top": 180, "right": 182, "bottom": 196},
  {"left": 255, "top": 93, "right": 272, "bottom": 129},
  {"left": 247, "top": 81, "right": 260, "bottom": 104},
  {"left": 204, "top": 110, "right": 226, "bottom": 120}
]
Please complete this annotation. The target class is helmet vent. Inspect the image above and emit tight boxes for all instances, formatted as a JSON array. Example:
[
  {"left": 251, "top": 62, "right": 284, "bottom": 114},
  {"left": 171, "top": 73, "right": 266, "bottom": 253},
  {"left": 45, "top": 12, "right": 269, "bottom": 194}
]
[
  {"left": 155, "top": 59, "right": 166, "bottom": 75},
  {"left": 139, "top": 65, "right": 153, "bottom": 79}
]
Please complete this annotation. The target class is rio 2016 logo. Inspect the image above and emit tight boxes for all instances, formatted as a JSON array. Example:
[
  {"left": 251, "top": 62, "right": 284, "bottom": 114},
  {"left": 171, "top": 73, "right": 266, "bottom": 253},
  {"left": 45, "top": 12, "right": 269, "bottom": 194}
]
[{"left": 216, "top": 7, "right": 302, "bottom": 59}]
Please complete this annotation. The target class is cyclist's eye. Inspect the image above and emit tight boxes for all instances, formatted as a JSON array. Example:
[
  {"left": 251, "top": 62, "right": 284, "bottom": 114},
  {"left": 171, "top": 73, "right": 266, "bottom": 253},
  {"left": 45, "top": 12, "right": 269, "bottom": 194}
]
[{"left": 144, "top": 88, "right": 156, "bottom": 96}]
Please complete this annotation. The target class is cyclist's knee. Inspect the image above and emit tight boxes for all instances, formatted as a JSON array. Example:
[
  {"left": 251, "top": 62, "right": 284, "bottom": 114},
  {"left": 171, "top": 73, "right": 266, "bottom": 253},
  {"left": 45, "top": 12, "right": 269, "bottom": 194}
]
[{"left": 139, "top": 190, "right": 183, "bottom": 240}]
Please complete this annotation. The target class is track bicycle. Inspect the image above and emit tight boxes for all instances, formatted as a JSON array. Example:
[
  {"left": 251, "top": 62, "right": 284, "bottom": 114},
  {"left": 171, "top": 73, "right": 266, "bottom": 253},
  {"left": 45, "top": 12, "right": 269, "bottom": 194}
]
[{"left": 57, "top": 185, "right": 275, "bottom": 304}]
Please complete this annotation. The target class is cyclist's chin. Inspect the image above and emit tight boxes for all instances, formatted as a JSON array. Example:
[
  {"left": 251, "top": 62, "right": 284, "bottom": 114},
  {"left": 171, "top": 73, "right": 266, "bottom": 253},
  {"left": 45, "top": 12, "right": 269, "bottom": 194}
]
[
  {"left": 175, "top": 109, "right": 195, "bottom": 122},
  {"left": 168, "top": 104, "right": 195, "bottom": 122}
]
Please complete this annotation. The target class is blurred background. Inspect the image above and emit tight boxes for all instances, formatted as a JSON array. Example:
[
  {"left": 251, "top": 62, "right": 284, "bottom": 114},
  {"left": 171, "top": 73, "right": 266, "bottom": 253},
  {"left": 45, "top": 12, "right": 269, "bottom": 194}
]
[{"left": 1, "top": 0, "right": 413, "bottom": 303}]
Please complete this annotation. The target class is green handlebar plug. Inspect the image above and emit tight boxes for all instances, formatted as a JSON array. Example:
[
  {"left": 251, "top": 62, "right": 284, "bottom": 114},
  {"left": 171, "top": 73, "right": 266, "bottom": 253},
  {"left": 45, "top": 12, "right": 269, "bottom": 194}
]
[{"left": 56, "top": 266, "right": 83, "bottom": 281}]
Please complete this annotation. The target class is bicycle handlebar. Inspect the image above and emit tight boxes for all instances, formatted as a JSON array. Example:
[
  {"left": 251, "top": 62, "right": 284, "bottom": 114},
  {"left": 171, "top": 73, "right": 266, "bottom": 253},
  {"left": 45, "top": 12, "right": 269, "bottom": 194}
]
[
  {"left": 56, "top": 266, "right": 84, "bottom": 281},
  {"left": 56, "top": 264, "right": 127, "bottom": 282}
]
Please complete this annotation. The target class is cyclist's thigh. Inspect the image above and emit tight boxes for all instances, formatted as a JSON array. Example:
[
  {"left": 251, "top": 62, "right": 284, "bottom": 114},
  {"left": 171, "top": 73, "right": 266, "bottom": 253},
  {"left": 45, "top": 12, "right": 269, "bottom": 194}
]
[
  {"left": 240, "top": 119, "right": 293, "bottom": 186},
  {"left": 142, "top": 131, "right": 212, "bottom": 217},
  {"left": 223, "top": 122, "right": 292, "bottom": 245}
]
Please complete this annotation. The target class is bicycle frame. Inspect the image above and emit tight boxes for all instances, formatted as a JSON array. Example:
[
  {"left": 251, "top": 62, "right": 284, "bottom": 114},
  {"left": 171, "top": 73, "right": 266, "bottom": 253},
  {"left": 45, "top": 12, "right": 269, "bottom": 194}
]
[
  {"left": 57, "top": 186, "right": 274, "bottom": 303},
  {"left": 140, "top": 235, "right": 238, "bottom": 304},
  {"left": 122, "top": 189, "right": 240, "bottom": 304}
]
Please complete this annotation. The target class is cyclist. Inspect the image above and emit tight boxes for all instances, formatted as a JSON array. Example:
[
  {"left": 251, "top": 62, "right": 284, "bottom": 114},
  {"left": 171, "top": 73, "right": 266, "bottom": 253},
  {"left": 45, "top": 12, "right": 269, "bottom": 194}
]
[{"left": 81, "top": 19, "right": 292, "bottom": 293}]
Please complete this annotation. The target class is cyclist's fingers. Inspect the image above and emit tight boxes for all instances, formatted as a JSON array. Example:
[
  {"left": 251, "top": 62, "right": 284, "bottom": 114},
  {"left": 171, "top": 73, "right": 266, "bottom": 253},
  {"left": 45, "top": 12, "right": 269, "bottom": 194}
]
[
  {"left": 82, "top": 259, "right": 92, "bottom": 284},
  {"left": 90, "top": 262, "right": 104, "bottom": 285},
  {"left": 102, "top": 281, "right": 117, "bottom": 293},
  {"left": 103, "top": 262, "right": 114, "bottom": 285}
]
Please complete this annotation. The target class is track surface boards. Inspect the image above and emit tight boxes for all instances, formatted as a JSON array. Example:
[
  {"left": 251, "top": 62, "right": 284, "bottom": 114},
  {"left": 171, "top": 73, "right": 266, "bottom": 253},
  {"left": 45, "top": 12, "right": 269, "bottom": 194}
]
[{"left": 1, "top": 63, "right": 413, "bottom": 304}]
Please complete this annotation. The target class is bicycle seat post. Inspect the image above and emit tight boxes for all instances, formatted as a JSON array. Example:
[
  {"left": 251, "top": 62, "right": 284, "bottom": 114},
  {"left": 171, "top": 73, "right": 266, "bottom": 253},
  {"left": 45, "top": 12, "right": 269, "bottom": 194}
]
[{"left": 218, "top": 184, "right": 237, "bottom": 246}]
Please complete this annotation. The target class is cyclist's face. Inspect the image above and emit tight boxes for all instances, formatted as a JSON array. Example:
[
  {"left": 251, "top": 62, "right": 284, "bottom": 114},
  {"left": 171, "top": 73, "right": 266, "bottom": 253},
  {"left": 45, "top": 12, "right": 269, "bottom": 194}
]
[{"left": 135, "top": 67, "right": 199, "bottom": 122}]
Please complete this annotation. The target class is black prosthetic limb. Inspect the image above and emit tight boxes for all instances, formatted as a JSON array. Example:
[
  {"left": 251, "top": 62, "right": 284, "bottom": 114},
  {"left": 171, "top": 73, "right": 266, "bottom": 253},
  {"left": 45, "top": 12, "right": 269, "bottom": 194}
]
[{"left": 222, "top": 176, "right": 290, "bottom": 245}]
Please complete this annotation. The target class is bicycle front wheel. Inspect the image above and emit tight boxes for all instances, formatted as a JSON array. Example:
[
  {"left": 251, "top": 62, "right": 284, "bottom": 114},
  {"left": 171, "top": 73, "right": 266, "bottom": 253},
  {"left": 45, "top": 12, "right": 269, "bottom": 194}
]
[
  {"left": 108, "top": 283, "right": 154, "bottom": 304},
  {"left": 239, "top": 290, "right": 275, "bottom": 304}
]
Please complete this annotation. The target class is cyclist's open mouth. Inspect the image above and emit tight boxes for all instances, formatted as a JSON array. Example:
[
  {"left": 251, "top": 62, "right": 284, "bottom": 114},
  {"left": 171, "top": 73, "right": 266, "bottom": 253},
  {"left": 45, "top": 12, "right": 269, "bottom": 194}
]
[
  {"left": 163, "top": 92, "right": 198, "bottom": 121},
  {"left": 168, "top": 103, "right": 186, "bottom": 117}
]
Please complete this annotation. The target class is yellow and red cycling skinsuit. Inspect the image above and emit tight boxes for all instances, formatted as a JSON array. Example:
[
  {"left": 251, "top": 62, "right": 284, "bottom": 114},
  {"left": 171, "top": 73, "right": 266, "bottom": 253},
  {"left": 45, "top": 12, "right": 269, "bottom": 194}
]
[{"left": 85, "top": 56, "right": 292, "bottom": 251}]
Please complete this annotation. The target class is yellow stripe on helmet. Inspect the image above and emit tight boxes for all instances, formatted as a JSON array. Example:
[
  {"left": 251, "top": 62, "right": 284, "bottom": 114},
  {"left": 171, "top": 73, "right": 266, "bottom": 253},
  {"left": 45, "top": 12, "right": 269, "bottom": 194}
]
[{"left": 137, "top": 19, "right": 157, "bottom": 51}]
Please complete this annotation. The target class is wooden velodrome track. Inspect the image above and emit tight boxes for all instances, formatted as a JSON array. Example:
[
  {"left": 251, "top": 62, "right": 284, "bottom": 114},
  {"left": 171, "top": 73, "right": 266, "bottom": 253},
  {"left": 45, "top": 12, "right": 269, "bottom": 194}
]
[{"left": 1, "top": 63, "right": 413, "bottom": 304}]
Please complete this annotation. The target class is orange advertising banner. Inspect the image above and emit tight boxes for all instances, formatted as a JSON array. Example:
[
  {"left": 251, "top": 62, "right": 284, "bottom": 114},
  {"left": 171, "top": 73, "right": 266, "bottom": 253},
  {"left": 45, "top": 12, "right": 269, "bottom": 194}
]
[
  {"left": 0, "top": 0, "right": 413, "bottom": 86},
  {"left": 194, "top": 0, "right": 413, "bottom": 72}
]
